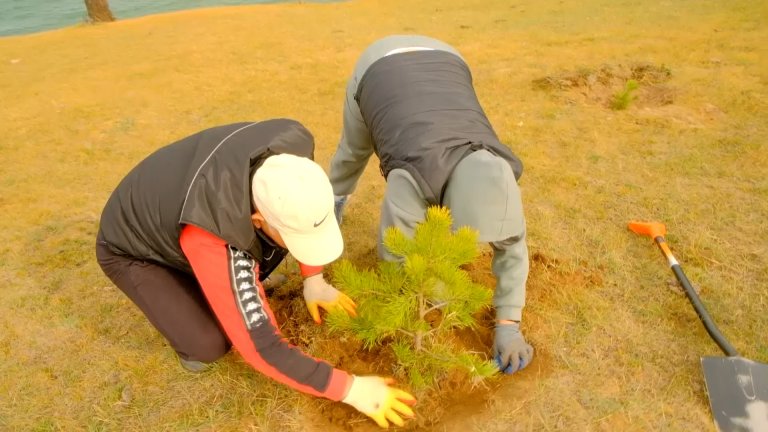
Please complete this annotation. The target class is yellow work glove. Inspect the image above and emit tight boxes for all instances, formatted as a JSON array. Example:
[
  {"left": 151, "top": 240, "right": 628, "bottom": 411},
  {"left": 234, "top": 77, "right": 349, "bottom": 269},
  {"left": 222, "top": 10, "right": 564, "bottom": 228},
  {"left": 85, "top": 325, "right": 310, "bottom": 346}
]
[
  {"left": 302, "top": 274, "right": 357, "bottom": 324},
  {"left": 342, "top": 375, "right": 416, "bottom": 428}
]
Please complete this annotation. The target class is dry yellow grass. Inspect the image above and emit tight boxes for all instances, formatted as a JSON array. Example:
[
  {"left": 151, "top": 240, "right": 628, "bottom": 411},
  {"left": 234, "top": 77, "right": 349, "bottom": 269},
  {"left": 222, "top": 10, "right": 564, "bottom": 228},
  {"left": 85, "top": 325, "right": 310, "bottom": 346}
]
[{"left": 1, "top": 0, "right": 766, "bottom": 430}]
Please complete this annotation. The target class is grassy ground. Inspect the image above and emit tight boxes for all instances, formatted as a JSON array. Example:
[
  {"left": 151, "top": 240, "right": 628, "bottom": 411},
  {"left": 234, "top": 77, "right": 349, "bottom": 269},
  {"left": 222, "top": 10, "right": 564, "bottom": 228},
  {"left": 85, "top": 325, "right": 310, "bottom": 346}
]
[{"left": 1, "top": 0, "right": 766, "bottom": 430}]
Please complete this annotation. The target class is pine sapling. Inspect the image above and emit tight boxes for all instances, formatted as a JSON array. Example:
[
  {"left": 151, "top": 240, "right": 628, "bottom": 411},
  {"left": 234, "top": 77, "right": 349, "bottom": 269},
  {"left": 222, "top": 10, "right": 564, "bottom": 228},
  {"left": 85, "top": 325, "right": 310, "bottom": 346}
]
[
  {"left": 326, "top": 207, "right": 497, "bottom": 389},
  {"left": 610, "top": 78, "right": 639, "bottom": 110}
]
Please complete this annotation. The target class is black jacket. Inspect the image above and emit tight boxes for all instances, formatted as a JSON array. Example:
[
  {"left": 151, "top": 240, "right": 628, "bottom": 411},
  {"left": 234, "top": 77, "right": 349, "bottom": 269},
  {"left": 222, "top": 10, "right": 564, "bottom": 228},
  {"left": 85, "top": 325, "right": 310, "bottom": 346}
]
[
  {"left": 99, "top": 119, "right": 314, "bottom": 273},
  {"left": 355, "top": 50, "right": 523, "bottom": 205}
]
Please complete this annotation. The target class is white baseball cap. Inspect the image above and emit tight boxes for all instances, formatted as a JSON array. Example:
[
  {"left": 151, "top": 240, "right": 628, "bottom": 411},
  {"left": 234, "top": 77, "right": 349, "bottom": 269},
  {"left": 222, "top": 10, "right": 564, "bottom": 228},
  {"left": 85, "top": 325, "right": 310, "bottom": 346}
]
[{"left": 251, "top": 154, "right": 343, "bottom": 266}]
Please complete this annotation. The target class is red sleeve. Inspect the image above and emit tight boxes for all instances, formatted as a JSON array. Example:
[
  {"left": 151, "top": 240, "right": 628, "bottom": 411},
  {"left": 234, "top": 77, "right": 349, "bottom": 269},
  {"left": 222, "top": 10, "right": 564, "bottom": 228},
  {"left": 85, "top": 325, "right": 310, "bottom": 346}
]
[
  {"left": 179, "top": 224, "right": 350, "bottom": 401},
  {"left": 299, "top": 263, "right": 324, "bottom": 278}
]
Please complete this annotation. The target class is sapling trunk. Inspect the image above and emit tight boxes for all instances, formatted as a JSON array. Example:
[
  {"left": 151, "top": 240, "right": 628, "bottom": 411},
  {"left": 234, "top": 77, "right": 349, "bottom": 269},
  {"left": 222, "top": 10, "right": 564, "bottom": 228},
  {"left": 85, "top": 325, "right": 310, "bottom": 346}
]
[{"left": 415, "top": 292, "right": 425, "bottom": 351}]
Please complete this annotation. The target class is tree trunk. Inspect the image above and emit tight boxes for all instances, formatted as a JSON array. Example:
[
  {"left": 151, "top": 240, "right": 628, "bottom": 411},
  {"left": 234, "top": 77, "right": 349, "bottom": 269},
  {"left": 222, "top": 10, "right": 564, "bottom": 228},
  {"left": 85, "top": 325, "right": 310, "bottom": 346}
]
[
  {"left": 415, "top": 293, "right": 425, "bottom": 351},
  {"left": 85, "top": 0, "right": 115, "bottom": 23}
]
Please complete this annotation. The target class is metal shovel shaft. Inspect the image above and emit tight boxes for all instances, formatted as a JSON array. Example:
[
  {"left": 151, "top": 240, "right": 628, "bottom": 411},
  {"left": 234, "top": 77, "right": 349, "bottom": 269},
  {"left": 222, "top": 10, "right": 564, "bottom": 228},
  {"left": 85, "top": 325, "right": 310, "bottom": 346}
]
[
  {"left": 653, "top": 236, "right": 739, "bottom": 357},
  {"left": 628, "top": 221, "right": 738, "bottom": 357}
]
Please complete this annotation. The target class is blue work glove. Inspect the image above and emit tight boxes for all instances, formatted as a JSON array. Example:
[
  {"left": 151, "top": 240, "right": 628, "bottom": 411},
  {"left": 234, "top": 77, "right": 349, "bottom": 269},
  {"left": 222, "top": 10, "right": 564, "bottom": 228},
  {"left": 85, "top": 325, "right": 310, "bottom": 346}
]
[
  {"left": 334, "top": 195, "right": 349, "bottom": 225},
  {"left": 494, "top": 321, "right": 534, "bottom": 374}
]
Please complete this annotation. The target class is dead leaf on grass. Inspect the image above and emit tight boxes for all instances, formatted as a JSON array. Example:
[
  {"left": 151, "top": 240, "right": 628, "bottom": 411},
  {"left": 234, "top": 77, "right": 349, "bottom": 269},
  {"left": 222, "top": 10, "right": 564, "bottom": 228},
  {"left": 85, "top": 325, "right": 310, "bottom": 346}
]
[{"left": 114, "top": 383, "right": 133, "bottom": 406}]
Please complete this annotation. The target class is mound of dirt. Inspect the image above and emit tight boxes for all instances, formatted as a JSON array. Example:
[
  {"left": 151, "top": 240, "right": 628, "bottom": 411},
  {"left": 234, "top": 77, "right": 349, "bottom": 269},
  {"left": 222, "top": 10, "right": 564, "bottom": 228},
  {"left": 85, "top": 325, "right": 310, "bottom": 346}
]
[{"left": 532, "top": 62, "right": 675, "bottom": 109}]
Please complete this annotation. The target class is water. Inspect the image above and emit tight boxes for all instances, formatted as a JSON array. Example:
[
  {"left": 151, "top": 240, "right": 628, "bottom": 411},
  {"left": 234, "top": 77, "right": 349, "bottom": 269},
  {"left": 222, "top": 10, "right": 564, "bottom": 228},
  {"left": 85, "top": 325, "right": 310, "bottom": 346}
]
[{"left": 0, "top": 0, "right": 332, "bottom": 37}]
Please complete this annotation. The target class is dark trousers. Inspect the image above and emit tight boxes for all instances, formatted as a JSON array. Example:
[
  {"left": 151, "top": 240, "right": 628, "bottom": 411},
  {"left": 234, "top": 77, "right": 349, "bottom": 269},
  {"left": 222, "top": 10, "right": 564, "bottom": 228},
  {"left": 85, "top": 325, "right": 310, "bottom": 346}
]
[{"left": 95, "top": 233, "right": 230, "bottom": 362}]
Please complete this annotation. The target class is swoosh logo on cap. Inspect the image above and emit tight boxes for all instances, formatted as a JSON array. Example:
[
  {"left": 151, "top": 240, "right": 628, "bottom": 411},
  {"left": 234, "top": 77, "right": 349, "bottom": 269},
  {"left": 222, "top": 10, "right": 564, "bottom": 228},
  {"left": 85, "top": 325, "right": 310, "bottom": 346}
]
[{"left": 313, "top": 213, "right": 329, "bottom": 228}]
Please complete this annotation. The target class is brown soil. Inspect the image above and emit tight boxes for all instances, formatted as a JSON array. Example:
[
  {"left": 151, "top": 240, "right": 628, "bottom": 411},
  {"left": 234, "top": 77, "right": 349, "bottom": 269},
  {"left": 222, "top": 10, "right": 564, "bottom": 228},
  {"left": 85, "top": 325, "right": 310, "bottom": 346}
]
[
  {"left": 532, "top": 62, "right": 676, "bottom": 109},
  {"left": 270, "top": 281, "right": 500, "bottom": 430},
  {"left": 265, "top": 248, "right": 600, "bottom": 431}
]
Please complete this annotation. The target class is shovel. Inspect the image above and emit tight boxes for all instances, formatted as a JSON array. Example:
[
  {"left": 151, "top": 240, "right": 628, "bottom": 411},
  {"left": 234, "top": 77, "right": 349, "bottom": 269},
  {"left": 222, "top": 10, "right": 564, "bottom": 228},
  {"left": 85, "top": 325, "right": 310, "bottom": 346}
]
[{"left": 628, "top": 221, "right": 768, "bottom": 432}]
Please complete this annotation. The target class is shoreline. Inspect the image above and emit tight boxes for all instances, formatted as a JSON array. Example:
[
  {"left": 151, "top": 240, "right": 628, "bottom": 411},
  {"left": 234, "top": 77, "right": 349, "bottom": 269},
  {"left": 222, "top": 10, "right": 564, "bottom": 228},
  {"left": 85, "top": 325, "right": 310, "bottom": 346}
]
[{"left": 0, "top": 0, "right": 340, "bottom": 38}]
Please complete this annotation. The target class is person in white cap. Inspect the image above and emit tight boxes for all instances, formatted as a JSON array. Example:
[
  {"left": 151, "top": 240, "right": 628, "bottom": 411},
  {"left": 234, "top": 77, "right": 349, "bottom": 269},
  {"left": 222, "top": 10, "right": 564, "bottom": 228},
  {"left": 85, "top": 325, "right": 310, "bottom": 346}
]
[
  {"left": 330, "top": 35, "right": 534, "bottom": 375},
  {"left": 96, "top": 119, "right": 415, "bottom": 428}
]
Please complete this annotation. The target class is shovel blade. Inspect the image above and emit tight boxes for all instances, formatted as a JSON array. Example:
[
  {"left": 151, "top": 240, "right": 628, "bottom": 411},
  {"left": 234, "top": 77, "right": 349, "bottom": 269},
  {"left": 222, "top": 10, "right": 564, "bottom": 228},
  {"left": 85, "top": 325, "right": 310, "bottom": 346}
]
[{"left": 701, "top": 356, "right": 768, "bottom": 432}]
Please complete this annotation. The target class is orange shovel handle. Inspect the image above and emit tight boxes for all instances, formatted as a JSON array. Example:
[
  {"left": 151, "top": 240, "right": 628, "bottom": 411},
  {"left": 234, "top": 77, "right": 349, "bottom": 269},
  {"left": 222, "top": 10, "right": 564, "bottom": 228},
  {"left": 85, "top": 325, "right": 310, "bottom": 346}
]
[
  {"left": 628, "top": 221, "right": 667, "bottom": 239},
  {"left": 628, "top": 221, "right": 677, "bottom": 266}
]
